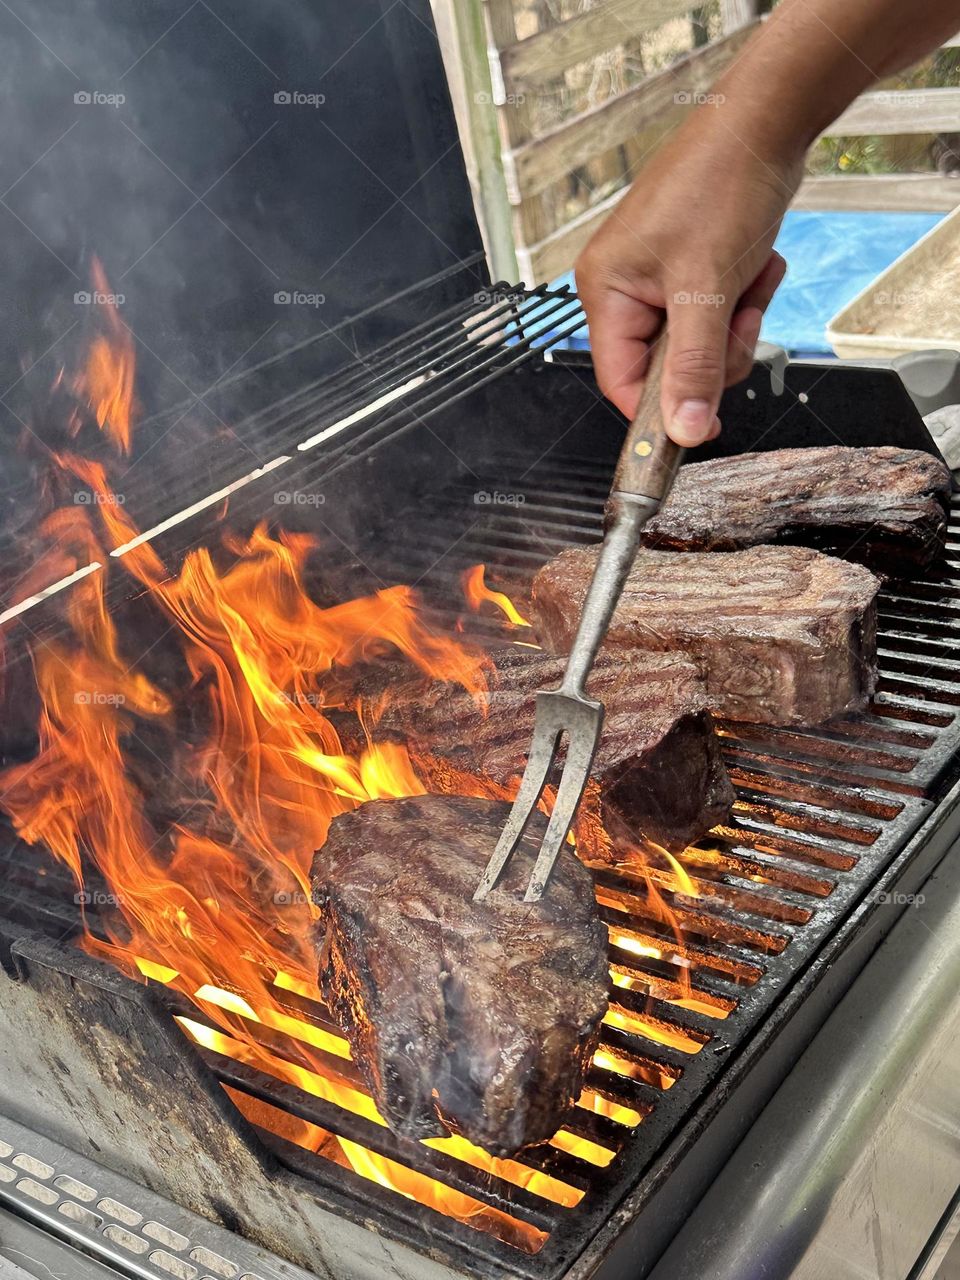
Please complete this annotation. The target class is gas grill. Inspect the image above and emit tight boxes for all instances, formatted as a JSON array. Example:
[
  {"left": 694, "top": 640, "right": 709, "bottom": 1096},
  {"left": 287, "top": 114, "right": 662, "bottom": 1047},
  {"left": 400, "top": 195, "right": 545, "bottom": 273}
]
[
  {"left": 1, "top": 295, "right": 959, "bottom": 1280},
  {"left": 0, "top": 2, "right": 958, "bottom": 1278}
]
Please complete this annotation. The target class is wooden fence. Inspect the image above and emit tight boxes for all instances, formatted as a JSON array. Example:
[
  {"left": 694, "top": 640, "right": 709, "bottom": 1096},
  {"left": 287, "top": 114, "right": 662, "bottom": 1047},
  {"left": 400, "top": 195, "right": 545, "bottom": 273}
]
[{"left": 433, "top": 0, "right": 960, "bottom": 285}]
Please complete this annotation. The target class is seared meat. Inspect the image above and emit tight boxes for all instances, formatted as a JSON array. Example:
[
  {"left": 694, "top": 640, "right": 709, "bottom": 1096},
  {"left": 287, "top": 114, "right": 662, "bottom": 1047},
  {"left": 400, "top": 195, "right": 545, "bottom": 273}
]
[
  {"left": 642, "top": 446, "right": 951, "bottom": 574},
  {"left": 371, "top": 646, "right": 733, "bottom": 853},
  {"left": 532, "top": 544, "right": 880, "bottom": 726},
  {"left": 312, "top": 794, "right": 609, "bottom": 1156}
]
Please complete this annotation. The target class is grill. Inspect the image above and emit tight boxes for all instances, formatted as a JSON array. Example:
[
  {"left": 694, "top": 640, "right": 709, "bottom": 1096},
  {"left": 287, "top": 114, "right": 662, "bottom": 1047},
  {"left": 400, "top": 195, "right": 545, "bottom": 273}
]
[
  {"left": 1, "top": 0, "right": 958, "bottom": 1273},
  {"left": 0, "top": 284, "right": 959, "bottom": 1280}
]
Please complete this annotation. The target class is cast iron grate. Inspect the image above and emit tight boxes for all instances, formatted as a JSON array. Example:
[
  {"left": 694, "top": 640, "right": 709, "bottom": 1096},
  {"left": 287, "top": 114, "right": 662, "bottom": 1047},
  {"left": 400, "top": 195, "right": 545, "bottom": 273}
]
[
  {"left": 0, "top": 281, "right": 586, "bottom": 623},
  {"left": 102, "top": 281, "right": 589, "bottom": 533}
]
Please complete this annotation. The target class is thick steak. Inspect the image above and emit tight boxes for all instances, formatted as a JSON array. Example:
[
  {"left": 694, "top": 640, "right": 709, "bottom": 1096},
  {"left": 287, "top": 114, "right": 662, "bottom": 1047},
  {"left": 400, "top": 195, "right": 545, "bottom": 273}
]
[
  {"left": 532, "top": 544, "right": 879, "bottom": 726},
  {"left": 642, "top": 445, "right": 951, "bottom": 574},
  {"left": 312, "top": 795, "right": 609, "bottom": 1156},
  {"left": 372, "top": 646, "right": 733, "bottom": 853}
]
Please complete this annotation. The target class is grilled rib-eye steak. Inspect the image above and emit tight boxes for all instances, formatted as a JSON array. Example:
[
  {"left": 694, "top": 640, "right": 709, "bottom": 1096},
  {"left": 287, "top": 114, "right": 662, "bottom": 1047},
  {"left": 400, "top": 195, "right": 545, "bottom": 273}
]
[
  {"left": 532, "top": 544, "right": 880, "bottom": 726},
  {"left": 369, "top": 647, "right": 733, "bottom": 853},
  {"left": 642, "top": 445, "right": 951, "bottom": 574},
  {"left": 312, "top": 795, "right": 609, "bottom": 1156}
]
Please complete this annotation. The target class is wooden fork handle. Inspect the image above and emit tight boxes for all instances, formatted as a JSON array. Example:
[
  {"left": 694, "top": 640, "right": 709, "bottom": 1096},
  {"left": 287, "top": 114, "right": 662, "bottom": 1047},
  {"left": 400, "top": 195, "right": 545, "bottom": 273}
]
[{"left": 611, "top": 328, "right": 685, "bottom": 502}]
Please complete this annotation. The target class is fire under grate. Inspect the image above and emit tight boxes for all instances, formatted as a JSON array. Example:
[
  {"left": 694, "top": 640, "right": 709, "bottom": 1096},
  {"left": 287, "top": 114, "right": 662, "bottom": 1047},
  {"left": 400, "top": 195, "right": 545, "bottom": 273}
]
[
  {"left": 0, "top": 313, "right": 959, "bottom": 1279},
  {"left": 204, "top": 457, "right": 956, "bottom": 1277}
]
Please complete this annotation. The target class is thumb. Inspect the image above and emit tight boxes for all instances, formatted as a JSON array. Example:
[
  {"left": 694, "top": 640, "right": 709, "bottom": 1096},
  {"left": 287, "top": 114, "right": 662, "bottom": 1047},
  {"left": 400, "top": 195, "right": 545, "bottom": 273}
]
[{"left": 662, "top": 289, "right": 734, "bottom": 447}]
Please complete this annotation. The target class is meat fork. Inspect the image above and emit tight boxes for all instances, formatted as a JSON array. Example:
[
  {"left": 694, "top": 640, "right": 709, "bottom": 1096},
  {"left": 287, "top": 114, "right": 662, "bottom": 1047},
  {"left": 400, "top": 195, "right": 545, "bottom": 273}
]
[{"left": 474, "top": 332, "right": 684, "bottom": 903}]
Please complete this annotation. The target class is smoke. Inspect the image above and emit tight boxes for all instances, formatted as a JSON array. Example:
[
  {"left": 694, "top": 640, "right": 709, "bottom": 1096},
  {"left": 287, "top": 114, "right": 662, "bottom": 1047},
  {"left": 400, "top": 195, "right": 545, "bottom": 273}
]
[{"left": 0, "top": 0, "right": 483, "bottom": 414}]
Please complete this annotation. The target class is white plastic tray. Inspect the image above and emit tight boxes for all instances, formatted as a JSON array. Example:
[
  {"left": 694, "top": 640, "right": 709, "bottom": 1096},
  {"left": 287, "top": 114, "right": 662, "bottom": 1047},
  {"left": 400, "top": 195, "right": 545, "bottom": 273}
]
[{"left": 827, "top": 203, "right": 960, "bottom": 359}]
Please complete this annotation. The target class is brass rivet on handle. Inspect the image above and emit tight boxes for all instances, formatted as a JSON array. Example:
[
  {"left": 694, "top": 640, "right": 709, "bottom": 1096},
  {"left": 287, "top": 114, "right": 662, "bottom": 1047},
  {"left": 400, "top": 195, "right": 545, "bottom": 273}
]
[{"left": 634, "top": 440, "right": 653, "bottom": 456}]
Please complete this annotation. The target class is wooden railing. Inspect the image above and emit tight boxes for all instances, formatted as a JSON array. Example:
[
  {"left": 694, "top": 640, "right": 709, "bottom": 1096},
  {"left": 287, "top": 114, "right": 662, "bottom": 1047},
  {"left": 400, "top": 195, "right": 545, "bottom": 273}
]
[{"left": 432, "top": 1, "right": 960, "bottom": 285}]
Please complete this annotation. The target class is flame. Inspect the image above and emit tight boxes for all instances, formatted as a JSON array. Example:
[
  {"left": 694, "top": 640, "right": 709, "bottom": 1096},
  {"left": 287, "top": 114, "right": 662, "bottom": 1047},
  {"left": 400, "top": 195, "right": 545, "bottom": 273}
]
[
  {"left": 0, "top": 305, "right": 708, "bottom": 1243},
  {"left": 216, "top": 1079, "right": 547, "bottom": 1253},
  {"left": 71, "top": 259, "right": 136, "bottom": 453},
  {"left": 177, "top": 1016, "right": 575, "bottom": 1231},
  {"left": 462, "top": 564, "right": 531, "bottom": 627},
  {"left": 603, "top": 1006, "right": 706, "bottom": 1055},
  {"left": 661, "top": 849, "right": 698, "bottom": 897}
]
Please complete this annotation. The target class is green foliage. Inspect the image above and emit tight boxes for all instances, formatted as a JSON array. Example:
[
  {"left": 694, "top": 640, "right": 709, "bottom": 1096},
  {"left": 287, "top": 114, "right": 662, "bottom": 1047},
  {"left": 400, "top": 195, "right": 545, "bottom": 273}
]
[{"left": 811, "top": 47, "right": 960, "bottom": 175}]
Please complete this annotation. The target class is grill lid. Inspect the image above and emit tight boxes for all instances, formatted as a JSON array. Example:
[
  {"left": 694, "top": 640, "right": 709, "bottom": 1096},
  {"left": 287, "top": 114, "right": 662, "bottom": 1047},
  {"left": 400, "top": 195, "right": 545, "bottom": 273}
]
[{"left": 0, "top": 0, "right": 486, "bottom": 401}]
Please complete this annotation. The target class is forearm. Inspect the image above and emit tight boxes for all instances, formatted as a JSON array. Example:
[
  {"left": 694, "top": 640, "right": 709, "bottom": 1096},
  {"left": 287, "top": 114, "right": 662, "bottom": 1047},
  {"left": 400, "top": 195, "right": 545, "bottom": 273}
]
[
  {"left": 577, "top": 0, "right": 960, "bottom": 443},
  {"left": 713, "top": 0, "right": 960, "bottom": 164}
]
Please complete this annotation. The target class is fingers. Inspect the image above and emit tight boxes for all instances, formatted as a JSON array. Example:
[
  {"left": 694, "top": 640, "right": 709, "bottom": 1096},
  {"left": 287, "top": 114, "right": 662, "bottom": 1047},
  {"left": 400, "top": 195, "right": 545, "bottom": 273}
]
[
  {"left": 579, "top": 249, "right": 788, "bottom": 442},
  {"left": 661, "top": 288, "right": 736, "bottom": 447},
  {"left": 576, "top": 280, "right": 662, "bottom": 419},
  {"left": 727, "top": 305, "right": 764, "bottom": 386},
  {"left": 743, "top": 249, "right": 787, "bottom": 313},
  {"left": 726, "top": 251, "right": 787, "bottom": 386},
  {"left": 660, "top": 249, "right": 785, "bottom": 445}
]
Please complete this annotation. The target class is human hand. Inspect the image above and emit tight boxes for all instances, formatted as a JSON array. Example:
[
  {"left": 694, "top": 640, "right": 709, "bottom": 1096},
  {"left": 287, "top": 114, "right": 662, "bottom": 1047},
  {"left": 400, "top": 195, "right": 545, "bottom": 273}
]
[{"left": 576, "top": 110, "right": 801, "bottom": 446}]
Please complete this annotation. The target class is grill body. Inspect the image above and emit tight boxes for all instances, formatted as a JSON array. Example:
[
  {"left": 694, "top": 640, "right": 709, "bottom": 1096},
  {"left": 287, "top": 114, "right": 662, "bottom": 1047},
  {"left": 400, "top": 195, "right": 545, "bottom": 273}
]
[{"left": 0, "top": 300, "right": 958, "bottom": 1280}]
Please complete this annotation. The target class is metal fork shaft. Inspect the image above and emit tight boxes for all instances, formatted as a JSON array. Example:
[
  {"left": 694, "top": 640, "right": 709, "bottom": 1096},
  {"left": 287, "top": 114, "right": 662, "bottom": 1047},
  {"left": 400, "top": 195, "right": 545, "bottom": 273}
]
[
  {"left": 475, "top": 329, "right": 685, "bottom": 903},
  {"left": 560, "top": 495, "right": 653, "bottom": 696},
  {"left": 473, "top": 496, "right": 653, "bottom": 902}
]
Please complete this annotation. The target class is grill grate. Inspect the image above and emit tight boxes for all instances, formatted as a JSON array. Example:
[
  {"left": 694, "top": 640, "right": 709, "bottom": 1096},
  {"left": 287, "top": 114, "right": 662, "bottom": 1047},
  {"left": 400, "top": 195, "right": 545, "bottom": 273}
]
[
  {"left": 1, "top": 327, "right": 959, "bottom": 1278},
  {"left": 0, "top": 282, "right": 586, "bottom": 625},
  {"left": 99, "top": 282, "right": 587, "bottom": 533},
  {"left": 186, "top": 458, "right": 956, "bottom": 1279},
  {"left": 130, "top": 484, "right": 960, "bottom": 1277}
]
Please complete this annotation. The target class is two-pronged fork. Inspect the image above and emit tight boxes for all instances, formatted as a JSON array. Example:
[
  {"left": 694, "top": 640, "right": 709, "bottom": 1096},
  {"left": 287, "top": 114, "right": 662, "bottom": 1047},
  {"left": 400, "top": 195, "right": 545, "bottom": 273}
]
[{"left": 474, "top": 333, "right": 683, "bottom": 902}]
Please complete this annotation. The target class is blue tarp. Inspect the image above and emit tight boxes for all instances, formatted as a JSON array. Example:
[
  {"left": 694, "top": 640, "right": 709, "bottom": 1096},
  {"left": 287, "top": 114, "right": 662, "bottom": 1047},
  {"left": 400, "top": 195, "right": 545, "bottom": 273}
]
[
  {"left": 761, "top": 209, "right": 943, "bottom": 356},
  {"left": 550, "top": 208, "right": 943, "bottom": 358}
]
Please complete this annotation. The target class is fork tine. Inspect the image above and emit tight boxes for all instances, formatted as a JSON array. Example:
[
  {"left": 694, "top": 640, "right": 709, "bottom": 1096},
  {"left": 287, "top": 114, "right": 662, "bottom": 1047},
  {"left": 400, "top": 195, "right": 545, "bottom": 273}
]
[
  {"left": 472, "top": 708, "right": 562, "bottom": 901},
  {"left": 523, "top": 717, "right": 602, "bottom": 903}
]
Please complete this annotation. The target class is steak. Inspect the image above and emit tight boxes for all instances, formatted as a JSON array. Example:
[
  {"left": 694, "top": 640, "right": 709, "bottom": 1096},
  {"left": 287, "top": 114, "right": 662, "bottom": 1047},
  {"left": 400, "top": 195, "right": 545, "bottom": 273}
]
[
  {"left": 642, "top": 446, "right": 951, "bottom": 574},
  {"left": 312, "top": 794, "right": 609, "bottom": 1156},
  {"left": 532, "top": 544, "right": 880, "bottom": 726},
  {"left": 370, "top": 646, "right": 734, "bottom": 853}
]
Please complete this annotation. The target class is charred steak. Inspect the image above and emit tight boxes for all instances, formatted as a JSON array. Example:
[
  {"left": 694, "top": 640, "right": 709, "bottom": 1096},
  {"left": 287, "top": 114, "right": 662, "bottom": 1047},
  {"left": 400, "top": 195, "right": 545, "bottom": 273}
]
[
  {"left": 532, "top": 544, "right": 880, "bottom": 726},
  {"left": 312, "top": 794, "right": 609, "bottom": 1156},
  {"left": 371, "top": 647, "right": 733, "bottom": 853},
  {"left": 642, "top": 445, "right": 951, "bottom": 574}
]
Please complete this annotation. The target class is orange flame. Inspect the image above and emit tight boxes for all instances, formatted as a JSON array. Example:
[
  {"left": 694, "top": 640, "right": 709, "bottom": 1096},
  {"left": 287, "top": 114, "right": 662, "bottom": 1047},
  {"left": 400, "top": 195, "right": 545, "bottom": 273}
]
[
  {"left": 71, "top": 259, "right": 136, "bottom": 453},
  {"left": 462, "top": 564, "right": 531, "bottom": 627},
  {"left": 0, "top": 307, "right": 705, "bottom": 1239}
]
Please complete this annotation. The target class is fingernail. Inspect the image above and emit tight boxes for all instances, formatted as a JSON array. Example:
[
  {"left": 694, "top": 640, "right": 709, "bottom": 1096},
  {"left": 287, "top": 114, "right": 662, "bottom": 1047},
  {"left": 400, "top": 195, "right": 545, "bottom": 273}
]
[{"left": 670, "top": 399, "right": 713, "bottom": 446}]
